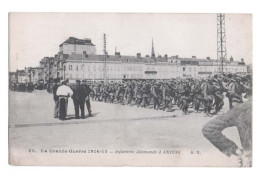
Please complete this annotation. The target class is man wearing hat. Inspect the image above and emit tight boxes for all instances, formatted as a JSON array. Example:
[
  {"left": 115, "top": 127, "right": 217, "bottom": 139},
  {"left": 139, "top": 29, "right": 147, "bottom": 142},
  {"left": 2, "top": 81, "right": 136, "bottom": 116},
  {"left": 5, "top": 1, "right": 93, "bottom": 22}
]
[
  {"left": 72, "top": 80, "right": 87, "bottom": 119},
  {"left": 202, "top": 78, "right": 214, "bottom": 116},
  {"left": 212, "top": 78, "right": 224, "bottom": 114},
  {"left": 227, "top": 76, "right": 244, "bottom": 109},
  {"left": 82, "top": 80, "right": 93, "bottom": 117},
  {"left": 52, "top": 78, "right": 60, "bottom": 118}
]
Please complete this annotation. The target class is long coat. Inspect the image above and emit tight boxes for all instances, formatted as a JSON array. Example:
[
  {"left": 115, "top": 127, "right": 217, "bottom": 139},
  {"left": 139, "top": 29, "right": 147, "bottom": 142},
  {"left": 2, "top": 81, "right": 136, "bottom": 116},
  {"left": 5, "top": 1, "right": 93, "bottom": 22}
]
[{"left": 72, "top": 85, "right": 87, "bottom": 103}]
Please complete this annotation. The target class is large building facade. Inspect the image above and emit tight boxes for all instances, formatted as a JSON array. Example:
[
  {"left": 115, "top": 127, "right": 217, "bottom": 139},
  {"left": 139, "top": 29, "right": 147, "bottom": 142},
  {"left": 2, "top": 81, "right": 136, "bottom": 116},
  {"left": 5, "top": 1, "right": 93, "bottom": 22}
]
[
  {"left": 11, "top": 37, "right": 249, "bottom": 83},
  {"left": 61, "top": 54, "right": 248, "bottom": 82}
]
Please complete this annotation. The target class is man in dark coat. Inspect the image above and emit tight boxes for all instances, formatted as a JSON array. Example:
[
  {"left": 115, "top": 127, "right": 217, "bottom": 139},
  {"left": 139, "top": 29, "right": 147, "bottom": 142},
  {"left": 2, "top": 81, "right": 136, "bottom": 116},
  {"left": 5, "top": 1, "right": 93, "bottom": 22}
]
[
  {"left": 72, "top": 80, "right": 87, "bottom": 119},
  {"left": 82, "top": 80, "right": 93, "bottom": 117},
  {"left": 52, "top": 79, "right": 60, "bottom": 118}
]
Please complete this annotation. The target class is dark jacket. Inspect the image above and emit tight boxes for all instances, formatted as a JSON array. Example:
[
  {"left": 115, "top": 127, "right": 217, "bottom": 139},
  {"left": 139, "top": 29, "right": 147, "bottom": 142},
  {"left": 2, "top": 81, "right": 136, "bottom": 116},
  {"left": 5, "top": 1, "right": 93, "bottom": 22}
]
[
  {"left": 52, "top": 84, "right": 59, "bottom": 101},
  {"left": 82, "top": 84, "right": 92, "bottom": 96},
  {"left": 72, "top": 85, "right": 87, "bottom": 102}
]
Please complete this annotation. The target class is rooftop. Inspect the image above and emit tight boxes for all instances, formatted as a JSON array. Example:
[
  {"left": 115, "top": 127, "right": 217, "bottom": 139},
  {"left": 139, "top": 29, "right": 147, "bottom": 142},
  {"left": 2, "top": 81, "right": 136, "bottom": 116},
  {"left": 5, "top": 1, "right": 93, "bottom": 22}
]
[{"left": 59, "top": 37, "right": 95, "bottom": 46}]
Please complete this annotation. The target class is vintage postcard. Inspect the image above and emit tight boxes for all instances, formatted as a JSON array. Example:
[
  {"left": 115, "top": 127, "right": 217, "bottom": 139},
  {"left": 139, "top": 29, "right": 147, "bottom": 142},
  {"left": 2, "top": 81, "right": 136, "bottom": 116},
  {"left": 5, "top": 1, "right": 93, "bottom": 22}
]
[{"left": 8, "top": 13, "right": 252, "bottom": 167}]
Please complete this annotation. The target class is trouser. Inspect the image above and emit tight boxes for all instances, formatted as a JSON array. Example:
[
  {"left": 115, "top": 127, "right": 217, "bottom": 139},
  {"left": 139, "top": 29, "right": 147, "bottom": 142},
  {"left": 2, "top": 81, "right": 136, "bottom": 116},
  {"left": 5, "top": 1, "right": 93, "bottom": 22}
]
[
  {"left": 204, "top": 97, "right": 213, "bottom": 114},
  {"left": 202, "top": 100, "right": 252, "bottom": 157},
  {"left": 73, "top": 100, "right": 85, "bottom": 118},
  {"left": 215, "top": 97, "right": 224, "bottom": 113},
  {"left": 181, "top": 99, "right": 189, "bottom": 113},
  {"left": 126, "top": 95, "right": 133, "bottom": 105},
  {"left": 141, "top": 97, "right": 149, "bottom": 107},
  {"left": 163, "top": 99, "right": 172, "bottom": 110},
  {"left": 193, "top": 98, "right": 201, "bottom": 112},
  {"left": 59, "top": 97, "right": 68, "bottom": 120},
  {"left": 86, "top": 99, "right": 92, "bottom": 115},
  {"left": 54, "top": 99, "right": 59, "bottom": 118},
  {"left": 153, "top": 97, "right": 160, "bottom": 109}
]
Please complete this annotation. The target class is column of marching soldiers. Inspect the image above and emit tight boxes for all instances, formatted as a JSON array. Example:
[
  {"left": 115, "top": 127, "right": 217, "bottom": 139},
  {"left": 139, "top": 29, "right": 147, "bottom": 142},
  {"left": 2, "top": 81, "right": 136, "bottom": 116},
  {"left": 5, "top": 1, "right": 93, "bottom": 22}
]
[
  {"left": 88, "top": 74, "right": 252, "bottom": 116},
  {"left": 10, "top": 73, "right": 252, "bottom": 116}
]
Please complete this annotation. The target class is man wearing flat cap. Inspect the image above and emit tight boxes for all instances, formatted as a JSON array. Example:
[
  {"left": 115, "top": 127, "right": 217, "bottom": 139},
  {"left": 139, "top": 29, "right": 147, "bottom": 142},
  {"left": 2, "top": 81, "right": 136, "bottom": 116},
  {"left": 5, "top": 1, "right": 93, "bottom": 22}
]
[
  {"left": 72, "top": 80, "right": 87, "bottom": 119},
  {"left": 227, "top": 76, "right": 244, "bottom": 109},
  {"left": 52, "top": 78, "right": 60, "bottom": 118},
  {"left": 82, "top": 80, "right": 93, "bottom": 117}
]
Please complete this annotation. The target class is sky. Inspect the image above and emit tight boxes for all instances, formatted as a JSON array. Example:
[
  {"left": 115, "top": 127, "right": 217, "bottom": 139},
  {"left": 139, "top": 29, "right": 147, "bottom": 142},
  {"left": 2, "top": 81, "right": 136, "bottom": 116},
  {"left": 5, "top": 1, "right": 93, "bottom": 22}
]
[{"left": 9, "top": 13, "right": 252, "bottom": 71}]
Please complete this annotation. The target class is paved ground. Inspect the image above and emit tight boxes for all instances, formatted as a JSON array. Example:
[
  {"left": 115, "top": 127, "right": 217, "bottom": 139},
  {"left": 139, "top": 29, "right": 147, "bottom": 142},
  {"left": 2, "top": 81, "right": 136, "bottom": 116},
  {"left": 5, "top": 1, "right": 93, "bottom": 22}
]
[{"left": 8, "top": 90, "right": 244, "bottom": 166}]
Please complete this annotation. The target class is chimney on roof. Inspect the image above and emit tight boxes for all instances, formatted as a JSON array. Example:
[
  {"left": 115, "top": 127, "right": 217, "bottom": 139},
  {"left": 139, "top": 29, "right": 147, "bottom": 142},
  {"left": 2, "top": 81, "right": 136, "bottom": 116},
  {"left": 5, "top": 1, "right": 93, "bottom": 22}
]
[
  {"left": 83, "top": 51, "right": 88, "bottom": 58},
  {"left": 206, "top": 57, "right": 210, "bottom": 60},
  {"left": 164, "top": 54, "right": 168, "bottom": 58},
  {"left": 115, "top": 52, "right": 121, "bottom": 58},
  {"left": 137, "top": 53, "right": 141, "bottom": 58},
  {"left": 176, "top": 55, "right": 179, "bottom": 59},
  {"left": 192, "top": 56, "right": 196, "bottom": 58},
  {"left": 241, "top": 58, "right": 244, "bottom": 63},
  {"left": 230, "top": 56, "right": 233, "bottom": 62},
  {"left": 145, "top": 55, "right": 150, "bottom": 58}
]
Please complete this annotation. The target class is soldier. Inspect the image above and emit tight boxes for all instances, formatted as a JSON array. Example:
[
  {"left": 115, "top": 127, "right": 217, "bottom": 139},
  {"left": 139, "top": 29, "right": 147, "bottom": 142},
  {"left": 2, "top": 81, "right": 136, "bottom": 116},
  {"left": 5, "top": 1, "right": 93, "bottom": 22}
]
[
  {"left": 227, "top": 76, "right": 244, "bottom": 109},
  {"left": 52, "top": 78, "right": 60, "bottom": 118},
  {"left": 134, "top": 82, "right": 142, "bottom": 107},
  {"left": 116, "top": 83, "right": 125, "bottom": 104},
  {"left": 191, "top": 79, "right": 202, "bottom": 112},
  {"left": 179, "top": 80, "right": 191, "bottom": 114},
  {"left": 82, "top": 80, "right": 93, "bottom": 117},
  {"left": 151, "top": 81, "right": 160, "bottom": 110},
  {"left": 162, "top": 82, "right": 172, "bottom": 111},
  {"left": 202, "top": 78, "right": 214, "bottom": 116},
  {"left": 140, "top": 82, "right": 150, "bottom": 108},
  {"left": 212, "top": 77, "right": 225, "bottom": 114},
  {"left": 125, "top": 82, "right": 134, "bottom": 105},
  {"left": 56, "top": 80, "right": 73, "bottom": 120},
  {"left": 72, "top": 80, "right": 87, "bottom": 119}
]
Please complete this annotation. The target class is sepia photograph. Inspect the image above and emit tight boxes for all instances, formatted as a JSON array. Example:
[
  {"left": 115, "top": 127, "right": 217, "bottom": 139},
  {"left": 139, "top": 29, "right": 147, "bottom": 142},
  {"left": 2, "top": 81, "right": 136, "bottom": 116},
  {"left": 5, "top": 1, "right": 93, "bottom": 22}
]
[{"left": 8, "top": 13, "right": 252, "bottom": 167}]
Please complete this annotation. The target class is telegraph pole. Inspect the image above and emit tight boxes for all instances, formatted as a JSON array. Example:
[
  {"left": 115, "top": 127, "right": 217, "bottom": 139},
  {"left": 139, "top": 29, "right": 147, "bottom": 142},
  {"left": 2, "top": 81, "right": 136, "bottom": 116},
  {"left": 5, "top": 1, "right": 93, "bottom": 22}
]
[
  {"left": 217, "top": 13, "right": 227, "bottom": 74},
  {"left": 82, "top": 52, "right": 84, "bottom": 80},
  {"left": 103, "top": 33, "right": 107, "bottom": 82}
]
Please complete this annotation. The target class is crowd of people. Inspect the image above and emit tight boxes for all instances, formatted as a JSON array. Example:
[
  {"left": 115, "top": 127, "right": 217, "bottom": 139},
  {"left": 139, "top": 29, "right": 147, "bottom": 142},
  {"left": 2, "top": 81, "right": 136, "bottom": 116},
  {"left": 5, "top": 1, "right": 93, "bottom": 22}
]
[
  {"left": 86, "top": 73, "right": 252, "bottom": 116},
  {"left": 10, "top": 81, "right": 45, "bottom": 92},
  {"left": 10, "top": 73, "right": 252, "bottom": 119}
]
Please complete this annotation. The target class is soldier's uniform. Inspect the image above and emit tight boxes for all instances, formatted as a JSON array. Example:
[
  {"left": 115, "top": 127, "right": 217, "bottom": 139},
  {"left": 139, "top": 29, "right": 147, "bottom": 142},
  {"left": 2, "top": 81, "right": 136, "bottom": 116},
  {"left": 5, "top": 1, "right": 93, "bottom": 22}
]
[
  {"left": 141, "top": 83, "right": 150, "bottom": 107},
  {"left": 162, "top": 83, "right": 172, "bottom": 111},
  {"left": 179, "top": 81, "right": 191, "bottom": 114},
  {"left": 212, "top": 79, "right": 224, "bottom": 113},
  {"left": 202, "top": 79, "right": 214, "bottom": 116},
  {"left": 227, "top": 77, "right": 243, "bottom": 109},
  {"left": 151, "top": 83, "right": 160, "bottom": 110}
]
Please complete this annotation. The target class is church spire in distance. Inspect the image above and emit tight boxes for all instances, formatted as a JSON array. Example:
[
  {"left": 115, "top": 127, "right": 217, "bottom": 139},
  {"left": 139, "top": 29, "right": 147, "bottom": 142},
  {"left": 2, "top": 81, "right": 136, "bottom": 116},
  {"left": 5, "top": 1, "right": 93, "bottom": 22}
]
[{"left": 151, "top": 38, "right": 155, "bottom": 57}]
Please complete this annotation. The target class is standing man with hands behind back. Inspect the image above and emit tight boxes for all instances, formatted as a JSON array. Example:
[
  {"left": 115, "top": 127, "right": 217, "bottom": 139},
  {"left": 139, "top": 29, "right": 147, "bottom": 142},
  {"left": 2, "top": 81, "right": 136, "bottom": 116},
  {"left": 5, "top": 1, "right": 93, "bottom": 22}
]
[{"left": 72, "top": 80, "right": 87, "bottom": 119}]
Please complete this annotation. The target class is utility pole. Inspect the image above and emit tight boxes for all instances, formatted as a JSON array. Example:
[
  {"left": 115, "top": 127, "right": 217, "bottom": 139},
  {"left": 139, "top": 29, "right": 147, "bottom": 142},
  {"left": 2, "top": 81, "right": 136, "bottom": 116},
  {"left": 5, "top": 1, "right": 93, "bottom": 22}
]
[
  {"left": 103, "top": 33, "right": 107, "bottom": 82},
  {"left": 16, "top": 53, "right": 18, "bottom": 83},
  {"left": 82, "top": 52, "right": 84, "bottom": 80},
  {"left": 217, "top": 13, "right": 227, "bottom": 74}
]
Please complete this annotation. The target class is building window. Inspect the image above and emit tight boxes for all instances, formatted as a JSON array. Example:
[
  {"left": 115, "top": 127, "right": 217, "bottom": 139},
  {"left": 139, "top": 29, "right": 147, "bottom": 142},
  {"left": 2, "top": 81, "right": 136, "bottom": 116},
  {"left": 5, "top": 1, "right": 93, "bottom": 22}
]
[
  {"left": 76, "top": 65, "right": 79, "bottom": 71},
  {"left": 69, "top": 65, "right": 72, "bottom": 70},
  {"left": 183, "top": 67, "right": 186, "bottom": 72}
]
